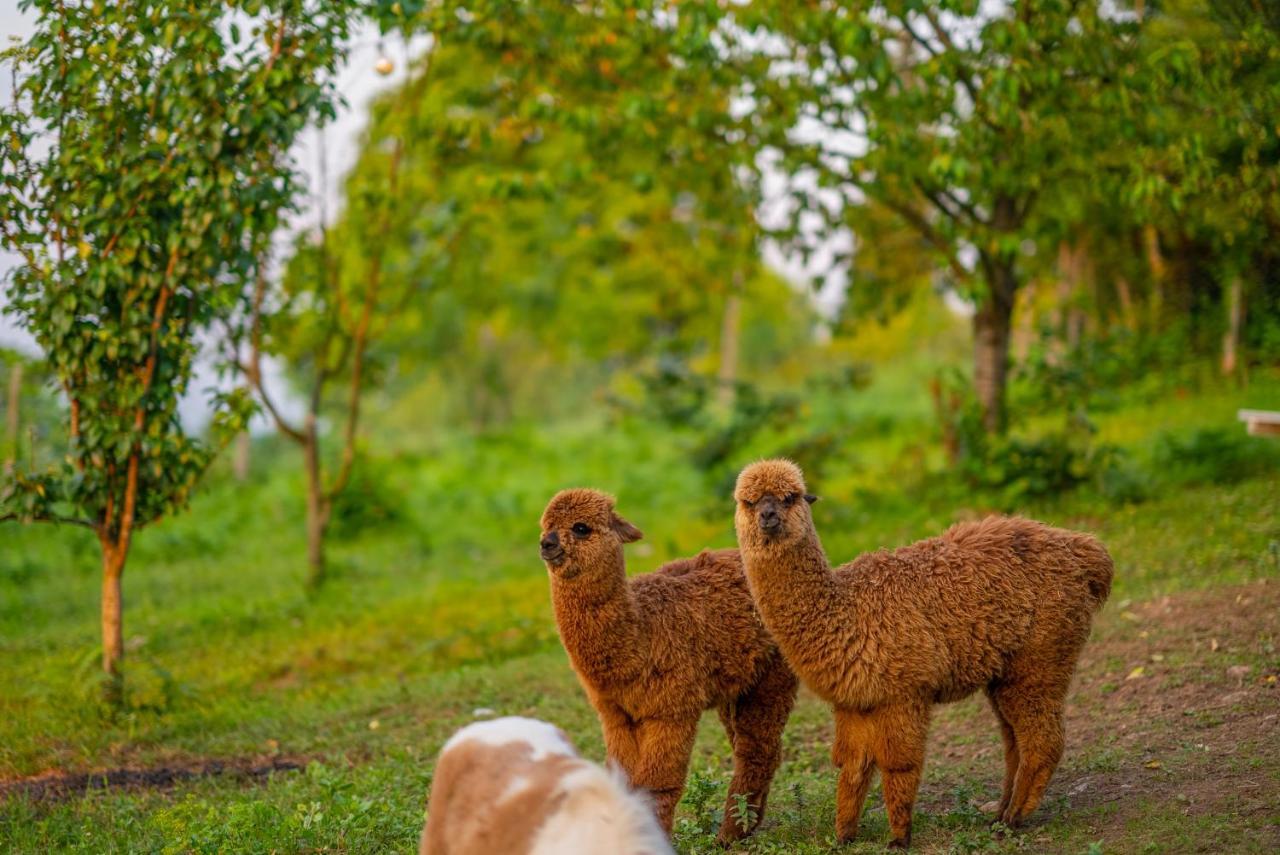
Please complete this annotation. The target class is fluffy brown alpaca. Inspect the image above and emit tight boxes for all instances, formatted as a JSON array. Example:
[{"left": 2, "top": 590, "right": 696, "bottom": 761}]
[
  {"left": 539, "top": 489, "right": 798, "bottom": 844},
  {"left": 733, "top": 460, "right": 1113, "bottom": 849}
]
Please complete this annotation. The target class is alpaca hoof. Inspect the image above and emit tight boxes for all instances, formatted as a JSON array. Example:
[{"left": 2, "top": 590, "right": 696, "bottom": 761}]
[
  {"left": 715, "top": 827, "right": 746, "bottom": 848},
  {"left": 835, "top": 824, "right": 859, "bottom": 845},
  {"left": 887, "top": 833, "right": 911, "bottom": 849}
]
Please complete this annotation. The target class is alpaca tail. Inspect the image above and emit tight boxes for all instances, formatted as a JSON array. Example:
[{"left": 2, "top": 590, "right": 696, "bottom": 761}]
[{"left": 1077, "top": 536, "right": 1114, "bottom": 611}]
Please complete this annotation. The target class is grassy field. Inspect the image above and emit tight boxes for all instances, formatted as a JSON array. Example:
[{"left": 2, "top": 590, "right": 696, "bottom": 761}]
[{"left": 2, "top": 357, "right": 1278, "bottom": 853}]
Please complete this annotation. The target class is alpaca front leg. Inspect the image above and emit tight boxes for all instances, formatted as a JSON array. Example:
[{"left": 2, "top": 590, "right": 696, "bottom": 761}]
[
  {"left": 833, "top": 708, "right": 875, "bottom": 844},
  {"left": 610, "top": 716, "right": 699, "bottom": 832},
  {"left": 871, "top": 704, "right": 928, "bottom": 849}
]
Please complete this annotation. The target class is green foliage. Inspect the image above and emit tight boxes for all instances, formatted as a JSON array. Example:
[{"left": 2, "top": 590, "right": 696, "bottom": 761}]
[
  {"left": 1133, "top": 1, "right": 1280, "bottom": 258},
  {"left": 304, "top": 16, "right": 778, "bottom": 431},
  {"left": 958, "top": 420, "right": 1114, "bottom": 507},
  {"left": 1012, "top": 326, "right": 1201, "bottom": 416},
  {"left": 326, "top": 453, "right": 407, "bottom": 539},
  {"left": 1151, "top": 428, "right": 1280, "bottom": 487},
  {"left": 0, "top": 0, "right": 350, "bottom": 538},
  {"left": 706, "top": 0, "right": 1149, "bottom": 430}
]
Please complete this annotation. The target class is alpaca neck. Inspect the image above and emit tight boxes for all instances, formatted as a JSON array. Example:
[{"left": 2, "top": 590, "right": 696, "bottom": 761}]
[
  {"left": 551, "top": 560, "right": 647, "bottom": 688},
  {"left": 744, "top": 530, "right": 846, "bottom": 675}
]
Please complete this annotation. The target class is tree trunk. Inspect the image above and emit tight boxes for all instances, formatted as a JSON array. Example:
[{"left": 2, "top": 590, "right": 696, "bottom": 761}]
[
  {"left": 1115, "top": 277, "right": 1136, "bottom": 331},
  {"left": 100, "top": 537, "right": 126, "bottom": 705},
  {"left": 232, "top": 430, "right": 251, "bottom": 482},
  {"left": 1143, "top": 224, "right": 1165, "bottom": 329},
  {"left": 1221, "top": 276, "right": 1243, "bottom": 376},
  {"left": 974, "top": 257, "right": 1017, "bottom": 435},
  {"left": 716, "top": 275, "right": 743, "bottom": 412},
  {"left": 4, "top": 362, "right": 20, "bottom": 475},
  {"left": 303, "top": 432, "right": 328, "bottom": 589}
]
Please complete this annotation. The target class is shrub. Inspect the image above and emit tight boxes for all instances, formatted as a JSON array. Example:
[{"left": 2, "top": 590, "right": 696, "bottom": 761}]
[
  {"left": 328, "top": 454, "right": 407, "bottom": 539},
  {"left": 1150, "top": 428, "right": 1280, "bottom": 486}
]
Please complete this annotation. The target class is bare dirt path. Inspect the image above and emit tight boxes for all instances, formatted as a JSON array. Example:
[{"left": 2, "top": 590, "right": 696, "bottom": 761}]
[{"left": 0, "top": 755, "right": 313, "bottom": 803}]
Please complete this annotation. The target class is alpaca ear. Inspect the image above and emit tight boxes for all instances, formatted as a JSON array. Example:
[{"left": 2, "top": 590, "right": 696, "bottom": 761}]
[
  {"left": 804, "top": 494, "right": 819, "bottom": 504},
  {"left": 611, "top": 512, "right": 643, "bottom": 543}
]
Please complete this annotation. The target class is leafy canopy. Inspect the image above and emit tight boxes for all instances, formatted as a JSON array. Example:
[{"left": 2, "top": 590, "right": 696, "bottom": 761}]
[{"left": 0, "top": 0, "right": 350, "bottom": 536}]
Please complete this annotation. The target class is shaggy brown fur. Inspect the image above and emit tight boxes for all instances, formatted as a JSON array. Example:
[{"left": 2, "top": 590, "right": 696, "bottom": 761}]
[
  {"left": 733, "top": 460, "right": 1113, "bottom": 849},
  {"left": 539, "top": 489, "right": 799, "bottom": 844}
]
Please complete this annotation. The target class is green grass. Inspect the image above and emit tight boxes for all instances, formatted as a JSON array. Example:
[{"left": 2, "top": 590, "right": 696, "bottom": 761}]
[{"left": 2, "top": 359, "right": 1278, "bottom": 853}]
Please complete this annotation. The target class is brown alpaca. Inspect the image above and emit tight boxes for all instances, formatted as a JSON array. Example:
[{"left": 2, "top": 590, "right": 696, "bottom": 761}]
[
  {"left": 732, "top": 460, "right": 1113, "bottom": 849},
  {"left": 539, "top": 489, "right": 798, "bottom": 844}
]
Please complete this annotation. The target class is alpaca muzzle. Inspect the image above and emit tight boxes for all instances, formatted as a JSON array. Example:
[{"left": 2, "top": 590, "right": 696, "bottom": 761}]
[
  {"left": 540, "top": 531, "right": 566, "bottom": 564},
  {"left": 758, "top": 499, "right": 783, "bottom": 536}
]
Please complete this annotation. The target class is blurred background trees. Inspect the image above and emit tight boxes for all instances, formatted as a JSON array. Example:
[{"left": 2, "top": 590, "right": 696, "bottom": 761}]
[{"left": 2, "top": 0, "right": 1277, "bottom": 696}]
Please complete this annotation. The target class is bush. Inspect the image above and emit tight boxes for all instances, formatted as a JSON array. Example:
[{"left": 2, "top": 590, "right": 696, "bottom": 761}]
[
  {"left": 1150, "top": 428, "right": 1280, "bottom": 486},
  {"left": 328, "top": 454, "right": 408, "bottom": 539},
  {"left": 1012, "top": 324, "right": 1199, "bottom": 415}
]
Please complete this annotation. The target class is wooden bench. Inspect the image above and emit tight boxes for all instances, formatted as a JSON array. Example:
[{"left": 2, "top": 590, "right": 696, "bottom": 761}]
[{"left": 1238, "top": 409, "right": 1280, "bottom": 437}]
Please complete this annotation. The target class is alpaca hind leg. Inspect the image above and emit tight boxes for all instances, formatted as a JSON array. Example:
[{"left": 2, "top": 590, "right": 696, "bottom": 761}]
[
  {"left": 870, "top": 703, "right": 929, "bottom": 849},
  {"left": 715, "top": 704, "right": 738, "bottom": 749},
  {"left": 717, "top": 662, "right": 799, "bottom": 843},
  {"left": 607, "top": 715, "right": 699, "bottom": 833},
  {"left": 993, "top": 686, "right": 1065, "bottom": 826},
  {"left": 833, "top": 708, "right": 876, "bottom": 844},
  {"left": 985, "top": 687, "right": 1019, "bottom": 818}
]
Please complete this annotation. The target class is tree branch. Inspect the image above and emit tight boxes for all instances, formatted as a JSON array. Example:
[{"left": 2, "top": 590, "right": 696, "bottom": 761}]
[
  {"left": 911, "top": 10, "right": 1001, "bottom": 135},
  {"left": 0, "top": 217, "right": 40, "bottom": 270},
  {"left": 0, "top": 512, "right": 97, "bottom": 530},
  {"left": 262, "top": 12, "right": 287, "bottom": 77},
  {"left": 915, "top": 178, "right": 987, "bottom": 227},
  {"left": 877, "top": 194, "right": 971, "bottom": 283},
  {"left": 325, "top": 136, "right": 402, "bottom": 501},
  {"left": 243, "top": 266, "right": 306, "bottom": 444}
]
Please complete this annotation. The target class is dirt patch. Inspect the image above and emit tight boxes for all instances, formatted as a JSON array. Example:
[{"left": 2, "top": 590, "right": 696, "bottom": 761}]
[{"left": 0, "top": 755, "right": 313, "bottom": 803}]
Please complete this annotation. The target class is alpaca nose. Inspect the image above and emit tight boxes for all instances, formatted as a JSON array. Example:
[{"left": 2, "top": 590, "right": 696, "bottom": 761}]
[
  {"left": 759, "top": 508, "right": 781, "bottom": 533},
  {"left": 540, "top": 531, "right": 563, "bottom": 560}
]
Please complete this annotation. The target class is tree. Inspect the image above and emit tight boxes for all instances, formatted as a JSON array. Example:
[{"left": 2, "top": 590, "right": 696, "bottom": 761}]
[
  {"left": 721, "top": 1, "right": 1136, "bottom": 433},
  {"left": 240, "top": 0, "right": 767, "bottom": 579},
  {"left": 1128, "top": 0, "right": 1280, "bottom": 373},
  {"left": 0, "top": 0, "right": 349, "bottom": 699},
  {"left": 235, "top": 109, "right": 411, "bottom": 588}
]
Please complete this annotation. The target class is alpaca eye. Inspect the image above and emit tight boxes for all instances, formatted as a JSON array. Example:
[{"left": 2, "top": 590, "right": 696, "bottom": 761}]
[
  {"left": 571, "top": 523, "right": 592, "bottom": 537},
  {"left": 742, "top": 499, "right": 756, "bottom": 509},
  {"left": 783, "top": 493, "right": 798, "bottom": 505}
]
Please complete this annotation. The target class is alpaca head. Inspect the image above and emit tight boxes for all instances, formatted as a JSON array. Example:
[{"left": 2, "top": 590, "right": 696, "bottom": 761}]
[
  {"left": 733, "top": 459, "right": 818, "bottom": 548},
  {"left": 539, "top": 488, "right": 643, "bottom": 582}
]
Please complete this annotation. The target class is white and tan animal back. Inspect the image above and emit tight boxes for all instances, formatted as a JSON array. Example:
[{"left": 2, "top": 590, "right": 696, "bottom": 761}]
[{"left": 420, "top": 716, "right": 674, "bottom": 855}]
